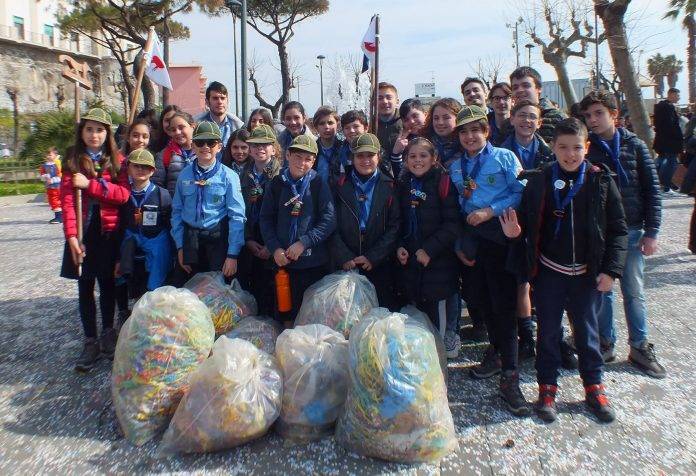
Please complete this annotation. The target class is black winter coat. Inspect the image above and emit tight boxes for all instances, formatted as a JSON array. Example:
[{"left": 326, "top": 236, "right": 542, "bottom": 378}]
[
  {"left": 330, "top": 172, "right": 400, "bottom": 269},
  {"left": 516, "top": 163, "right": 628, "bottom": 280},
  {"left": 537, "top": 97, "right": 567, "bottom": 145},
  {"left": 239, "top": 159, "right": 281, "bottom": 242},
  {"left": 586, "top": 127, "right": 661, "bottom": 238},
  {"left": 653, "top": 99, "right": 684, "bottom": 155},
  {"left": 397, "top": 168, "right": 461, "bottom": 302}
]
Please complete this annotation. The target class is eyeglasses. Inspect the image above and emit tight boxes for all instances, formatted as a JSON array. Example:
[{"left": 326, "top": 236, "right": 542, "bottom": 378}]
[
  {"left": 515, "top": 113, "right": 539, "bottom": 121},
  {"left": 193, "top": 139, "right": 219, "bottom": 148},
  {"left": 492, "top": 95, "right": 511, "bottom": 102}
]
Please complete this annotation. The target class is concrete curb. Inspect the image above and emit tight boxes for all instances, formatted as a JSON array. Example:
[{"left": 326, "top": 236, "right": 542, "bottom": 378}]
[{"left": 0, "top": 193, "right": 46, "bottom": 206}]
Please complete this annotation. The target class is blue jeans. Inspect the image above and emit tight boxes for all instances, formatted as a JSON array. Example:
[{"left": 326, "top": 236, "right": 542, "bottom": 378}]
[
  {"left": 657, "top": 153, "right": 678, "bottom": 192},
  {"left": 597, "top": 228, "right": 648, "bottom": 347},
  {"left": 446, "top": 292, "right": 460, "bottom": 334}
]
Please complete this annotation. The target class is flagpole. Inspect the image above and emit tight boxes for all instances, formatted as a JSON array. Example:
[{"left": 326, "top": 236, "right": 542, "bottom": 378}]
[
  {"left": 372, "top": 14, "right": 380, "bottom": 135},
  {"left": 128, "top": 26, "right": 155, "bottom": 125}
]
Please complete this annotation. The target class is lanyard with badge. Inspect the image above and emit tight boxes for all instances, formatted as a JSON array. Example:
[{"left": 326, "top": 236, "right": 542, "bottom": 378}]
[
  {"left": 460, "top": 152, "right": 484, "bottom": 200},
  {"left": 131, "top": 182, "right": 157, "bottom": 227}
]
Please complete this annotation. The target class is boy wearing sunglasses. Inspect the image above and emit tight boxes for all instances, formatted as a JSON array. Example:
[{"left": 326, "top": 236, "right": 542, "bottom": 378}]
[{"left": 170, "top": 121, "right": 246, "bottom": 285}]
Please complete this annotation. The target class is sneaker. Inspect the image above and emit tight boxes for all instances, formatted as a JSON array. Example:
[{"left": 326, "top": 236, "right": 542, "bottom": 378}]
[
  {"left": 470, "top": 345, "right": 502, "bottom": 379},
  {"left": 75, "top": 339, "right": 101, "bottom": 372},
  {"left": 585, "top": 384, "right": 616, "bottom": 423},
  {"left": 499, "top": 371, "right": 531, "bottom": 417},
  {"left": 534, "top": 384, "right": 558, "bottom": 423},
  {"left": 662, "top": 189, "right": 677, "bottom": 197},
  {"left": 48, "top": 217, "right": 61, "bottom": 224},
  {"left": 444, "top": 331, "right": 461, "bottom": 359},
  {"left": 100, "top": 328, "right": 118, "bottom": 360},
  {"left": 600, "top": 340, "right": 616, "bottom": 363},
  {"left": 560, "top": 340, "right": 578, "bottom": 370},
  {"left": 460, "top": 323, "right": 488, "bottom": 343},
  {"left": 628, "top": 342, "right": 666, "bottom": 379}
]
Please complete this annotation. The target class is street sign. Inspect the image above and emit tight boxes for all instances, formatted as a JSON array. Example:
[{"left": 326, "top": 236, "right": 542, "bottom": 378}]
[{"left": 415, "top": 82, "right": 436, "bottom": 97}]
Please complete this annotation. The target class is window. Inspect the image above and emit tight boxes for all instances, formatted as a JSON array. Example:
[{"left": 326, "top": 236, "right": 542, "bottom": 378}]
[
  {"left": 70, "top": 32, "right": 80, "bottom": 52},
  {"left": 44, "top": 24, "right": 54, "bottom": 46},
  {"left": 13, "top": 16, "right": 24, "bottom": 40}
]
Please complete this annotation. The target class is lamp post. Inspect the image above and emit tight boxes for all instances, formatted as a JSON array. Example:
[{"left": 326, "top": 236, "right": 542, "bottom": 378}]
[
  {"left": 226, "top": 0, "right": 248, "bottom": 120},
  {"left": 525, "top": 43, "right": 535, "bottom": 66},
  {"left": 317, "top": 54, "right": 325, "bottom": 106},
  {"left": 506, "top": 17, "right": 523, "bottom": 68}
]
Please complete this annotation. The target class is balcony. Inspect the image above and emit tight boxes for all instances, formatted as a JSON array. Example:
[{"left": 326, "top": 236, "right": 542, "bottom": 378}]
[{"left": 0, "top": 24, "right": 102, "bottom": 58}]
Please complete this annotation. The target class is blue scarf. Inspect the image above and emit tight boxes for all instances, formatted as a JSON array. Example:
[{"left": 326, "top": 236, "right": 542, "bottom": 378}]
[
  {"left": 594, "top": 131, "right": 629, "bottom": 188},
  {"left": 282, "top": 168, "right": 315, "bottom": 243},
  {"left": 459, "top": 147, "right": 486, "bottom": 206},
  {"left": 248, "top": 166, "right": 270, "bottom": 224},
  {"left": 406, "top": 176, "right": 426, "bottom": 240},
  {"left": 87, "top": 150, "right": 102, "bottom": 163},
  {"left": 280, "top": 125, "right": 308, "bottom": 151},
  {"left": 512, "top": 136, "right": 539, "bottom": 170},
  {"left": 433, "top": 135, "right": 460, "bottom": 164},
  {"left": 192, "top": 159, "right": 222, "bottom": 221},
  {"left": 180, "top": 148, "right": 195, "bottom": 165},
  {"left": 350, "top": 169, "right": 380, "bottom": 232},
  {"left": 130, "top": 182, "right": 155, "bottom": 209},
  {"left": 551, "top": 161, "right": 587, "bottom": 238}
]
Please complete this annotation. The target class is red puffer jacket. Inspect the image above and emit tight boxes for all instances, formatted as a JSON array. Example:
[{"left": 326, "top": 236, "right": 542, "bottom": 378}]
[{"left": 60, "top": 153, "right": 130, "bottom": 239}]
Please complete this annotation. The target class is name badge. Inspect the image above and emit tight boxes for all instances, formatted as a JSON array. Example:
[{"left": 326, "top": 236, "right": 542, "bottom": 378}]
[{"left": 143, "top": 211, "right": 158, "bottom": 226}]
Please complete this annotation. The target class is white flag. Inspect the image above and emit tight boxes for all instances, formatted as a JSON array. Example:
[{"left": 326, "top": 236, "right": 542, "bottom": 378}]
[
  {"left": 144, "top": 31, "right": 172, "bottom": 90},
  {"left": 361, "top": 16, "right": 376, "bottom": 73}
]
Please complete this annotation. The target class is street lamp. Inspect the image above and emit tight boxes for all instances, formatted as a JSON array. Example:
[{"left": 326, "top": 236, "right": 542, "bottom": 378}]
[
  {"left": 226, "top": 0, "right": 248, "bottom": 120},
  {"left": 506, "top": 17, "right": 523, "bottom": 68},
  {"left": 316, "top": 54, "right": 325, "bottom": 106},
  {"left": 525, "top": 43, "right": 535, "bottom": 66}
]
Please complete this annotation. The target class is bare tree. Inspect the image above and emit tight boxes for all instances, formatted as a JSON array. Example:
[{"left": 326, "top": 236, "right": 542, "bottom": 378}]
[
  {"left": 467, "top": 55, "right": 505, "bottom": 88},
  {"left": 522, "top": 0, "right": 605, "bottom": 107},
  {"left": 325, "top": 55, "right": 371, "bottom": 113}
]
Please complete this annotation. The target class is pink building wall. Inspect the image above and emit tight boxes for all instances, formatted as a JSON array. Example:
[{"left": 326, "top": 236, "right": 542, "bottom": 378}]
[{"left": 169, "top": 65, "right": 207, "bottom": 115}]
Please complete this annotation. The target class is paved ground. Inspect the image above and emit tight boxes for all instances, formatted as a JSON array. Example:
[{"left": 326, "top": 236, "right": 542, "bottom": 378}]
[{"left": 0, "top": 194, "right": 695, "bottom": 475}]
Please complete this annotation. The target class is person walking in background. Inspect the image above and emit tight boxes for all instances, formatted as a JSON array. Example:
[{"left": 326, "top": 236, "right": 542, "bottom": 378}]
[{"left": 653, "top": 88, "right": 684, "bottom": 195}]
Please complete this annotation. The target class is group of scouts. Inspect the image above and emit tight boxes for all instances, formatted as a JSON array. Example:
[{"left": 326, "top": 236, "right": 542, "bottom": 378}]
[{"left": 52, "top": 65, "right": 667, "bottom": 425}]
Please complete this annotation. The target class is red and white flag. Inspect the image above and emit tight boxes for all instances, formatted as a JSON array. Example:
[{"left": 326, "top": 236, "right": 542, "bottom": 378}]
[
  {"left": 361, "top": 16, "right": 377, "bottom": 73},
  {"left": 144, "top": 31, "right": 172, "bottom": 90}
]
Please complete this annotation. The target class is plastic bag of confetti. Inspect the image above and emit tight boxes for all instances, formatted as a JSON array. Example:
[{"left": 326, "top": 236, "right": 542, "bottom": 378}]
[
  {"left": 295, "top": 271, "right": 378, "bottom": 338},
  {"left": 275, "top": 324, "right": 349, "bottom": 443},
  {"left": 183, "top": 272, "right": 257, "bottom": 335},
  {"left": 224, "top": 315, "right": 282, "bottom": 355},
  {"left": 158, "top": 336, "right": 282, "bottom": 454},
  {"left": 112, "top": 286, "right": 215, "bottom": 446},
  {"left": 335, "top": 308, "right": 458, "bottom": 463},
  {"left": 399, "top": 305, "right": 448, "bottom": 379}
]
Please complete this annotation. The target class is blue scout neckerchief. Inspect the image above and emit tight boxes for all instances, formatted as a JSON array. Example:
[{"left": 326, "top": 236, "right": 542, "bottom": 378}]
[
  {"left": 192, "top": 159, "right": 222, "bottom": 221},
  {"left": 129, "top": 181, "right": 156, "bottom": 227},
  {"left": 282, "top": 167, "right": 315, "bottom": 243},
  {"left": 551, "top": 160, "right": 587, "bottom": 238},
  {"left": 280, "top": 125, "right": 308, "bottom": 151},
  {"left": 594, "top": 130, "right": 629, "bottom": 188},
  {"left": 248, "top": 163, "right": 272, "bottom": 224},
  {"left": 406, "top": 175, "right": 427, "bottom": 240},
  {"left": 459, "top": 146, "right": 486, "bottom": 204},
  {"left": 350, "top": 169, "right": 380, "bottom": 232},
  {"left": 180, "top": 148, "right": 195, "bottom": 165},
  {"left": 513, "top": 136, "right": 540, "bottom": 170}
]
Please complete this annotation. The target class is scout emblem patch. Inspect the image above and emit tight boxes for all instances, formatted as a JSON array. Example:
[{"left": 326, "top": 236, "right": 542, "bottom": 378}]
[
  {"left": 284, "top": 194, "right": 302, "bottom": 216},
  {"left": 462, "top": 177, "right": 477, "bottom": 198},
  {"left": 410, "top": 189, "right": 427, "bottom": 207}
]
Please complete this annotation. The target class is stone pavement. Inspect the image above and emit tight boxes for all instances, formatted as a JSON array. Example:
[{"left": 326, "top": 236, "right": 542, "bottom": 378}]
[{"left": 0, "top": 195, "right": 695, "bottom": 475}]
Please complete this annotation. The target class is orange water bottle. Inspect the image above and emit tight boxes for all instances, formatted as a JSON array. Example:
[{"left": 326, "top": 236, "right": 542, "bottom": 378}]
[{"left": 275, "top": 268, "right": 292, "bottom": 312}]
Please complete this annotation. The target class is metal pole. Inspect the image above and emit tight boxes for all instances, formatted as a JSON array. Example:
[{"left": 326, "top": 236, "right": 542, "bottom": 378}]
[
  {"left": 163, "top": 18, "right": 170, "bottom": 106},
  {"left": 317, "top": 55, "right": 325, "bottom": 106},
  {"left": 595, "top": 12, "right": 600, "bottom": 90},
  {"left": 373, "top": 15, "right": 380, "bottom": 135},
  {"left": 515, "top": 23, "right": 520, "bottom": 68},
  {"left": 240, "top": 0, "right": 248, "bottom": 121},
  {"left": 233, "top": 15, "right": 239, "bottom": 116}
]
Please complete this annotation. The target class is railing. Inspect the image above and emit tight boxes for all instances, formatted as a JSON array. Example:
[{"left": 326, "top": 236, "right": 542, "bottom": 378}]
[{"left": 0, "top": 24, "right": 100, "bottom": 56}]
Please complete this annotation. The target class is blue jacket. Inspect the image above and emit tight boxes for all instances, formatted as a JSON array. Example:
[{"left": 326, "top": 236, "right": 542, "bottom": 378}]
[
  {"left": 170, "top": 162, "right": 246, "bottom": 257},
  {"left": 259, "top": 170, "right": 336, "bottom": 269},
  {"left": 448, "top": 142, "right": 524, "bottom": 216}
]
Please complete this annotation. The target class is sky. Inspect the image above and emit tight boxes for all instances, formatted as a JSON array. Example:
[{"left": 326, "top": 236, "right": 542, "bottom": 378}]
[{"left": 171, "top": 0, "right": 685, "bottom": 117}]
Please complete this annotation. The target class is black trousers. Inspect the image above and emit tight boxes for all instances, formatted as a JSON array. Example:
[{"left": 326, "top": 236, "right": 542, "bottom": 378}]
[
  {"left": 534, "top": 266, "right": 604, "bottom": 386},
  {"left": 169, "top": 229, "right": 229, "bottom": 287},
  {"left": 363, "top": 263, "right": 398, "bottom": 312},
  {"left": 417, "top": 298, "right": 448, "bottom": 335},
  {"left": 471, "top": 239, "right": 518, "bottom": 371},
  {"left": 78, "top": 276, "right": 115, "bottom": 339},
  {"left": 459, "top": 263, "right": 486, "bottom": 329},
  {"left": 279, "top": 265, "right": 328, "bottom": 323}
]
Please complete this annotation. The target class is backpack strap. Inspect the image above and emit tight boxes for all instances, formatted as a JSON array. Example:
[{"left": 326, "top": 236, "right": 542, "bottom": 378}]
[
  {"left": 438, "top": 171, "right": 451, "bottom": 201},
  {"left": 337, "top": 173, "right": 347, "bottom": 187}
]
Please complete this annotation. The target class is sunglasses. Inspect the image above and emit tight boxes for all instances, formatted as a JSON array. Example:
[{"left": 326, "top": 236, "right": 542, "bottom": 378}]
[{"left": 193, "top": 139, "right": 219, "bottom": 148}]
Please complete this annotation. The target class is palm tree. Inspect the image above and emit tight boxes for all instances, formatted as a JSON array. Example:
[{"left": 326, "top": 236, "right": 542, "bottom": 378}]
[
  {"left": 665, "top": 0, "right": 696, "bottom": 103},
  {"left": 664, "top": 54, "right": 684, "bottom": 88},
  {"left": 647, "top": 53, "right": 668, "bottom": 97}
]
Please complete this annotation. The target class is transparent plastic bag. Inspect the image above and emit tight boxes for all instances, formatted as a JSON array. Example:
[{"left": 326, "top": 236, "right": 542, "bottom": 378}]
[
  {"left": 295, "top": 271, "right": 378, "bottom": 338},
  {"left": 335, "top": 308, "right": 458, "bottom": 463},
  {"left": 275, "top": 324, "right": 349, "bottom": 443},
  {"left": 183, "top": 272, "right": 257, "bottom": 335},
  {"left": 224, "top": 315, "right": 282, "bottom": 355},
  {"left": 112, "top": 286, "right": 215, "bottom": 446},
  {"left": 399, "top": 305, "right": 448, "bottom": 379},
  {"left": 158, "top": 337, "right": 282, "bottom": 454}
]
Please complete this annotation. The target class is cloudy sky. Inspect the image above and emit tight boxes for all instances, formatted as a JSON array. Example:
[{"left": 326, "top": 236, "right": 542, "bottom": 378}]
[{"left": 171, "top": 0, "right": 685, "bottom": 116}]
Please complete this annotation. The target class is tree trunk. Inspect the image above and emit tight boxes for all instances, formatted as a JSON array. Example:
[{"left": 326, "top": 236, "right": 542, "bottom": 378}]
[
  {"left": 685, "top": 13, "right": 696, "bottom": 104},
  {"left": 141, "top": 77, "right": 157, "bottom": 111},
  {"left": 595, "top": 0, "right": 653, "bottom": 150},
  {"left": 9, "top": 90, "right": 19, "bottom": 156},
  {"left": 277, "top": 40, "right": 292, "bottom": 114},
  {"left": 548, "top": 55, "right": 578, "bottom": 107}
]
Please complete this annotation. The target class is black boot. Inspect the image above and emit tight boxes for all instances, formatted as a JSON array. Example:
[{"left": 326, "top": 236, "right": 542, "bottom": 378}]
[
  {"left": 100, "top": 328, "right": 118, "bottom": 360},
  {"left": 75, "top": 338, "right": 101, "bottom": 372},
  {"left": 534, "top": 384, "right": 558, "bottom": 423},
  {"left": 518, "top": 316, "right": 536, "bottom": 359},
  {"left": 470, "top": 344, "right": 501, "bottom": 379},
  {"left": 499, "top": 371, "right": 531, "bottom": 417}
]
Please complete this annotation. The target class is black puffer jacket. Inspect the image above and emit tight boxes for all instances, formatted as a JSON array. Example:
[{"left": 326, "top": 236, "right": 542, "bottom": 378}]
[
  {"left": 239, "top": 159, "right": 281, "bottom": 242},
  {"left": 537, "top": 97, "right": 567, "bottom": 144},
  {"left": 330, "top": 172, "right": 400, "bottom": 268},
  {"left": 653, "top": 99, "right": 684, "bottom": 155},
  {"left": 397, "top": 168, "right": 461, "bottom": 301},
  {"left": 586, "top": 127, "right": 661, "bottom": 238},
  {"left": 516, "top": 162, "right": 628, "bottom": 280}
]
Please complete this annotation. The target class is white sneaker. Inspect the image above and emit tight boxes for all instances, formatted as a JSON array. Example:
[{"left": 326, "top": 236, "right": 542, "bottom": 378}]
[{"left": 444, "top": 331, "right": 461, "bottom": 359}]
